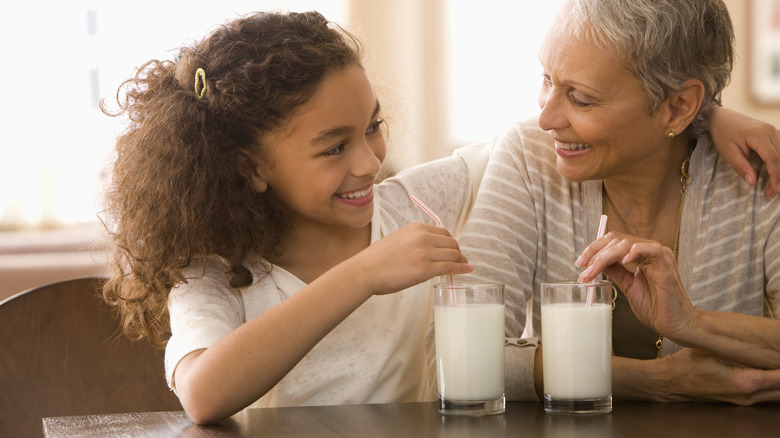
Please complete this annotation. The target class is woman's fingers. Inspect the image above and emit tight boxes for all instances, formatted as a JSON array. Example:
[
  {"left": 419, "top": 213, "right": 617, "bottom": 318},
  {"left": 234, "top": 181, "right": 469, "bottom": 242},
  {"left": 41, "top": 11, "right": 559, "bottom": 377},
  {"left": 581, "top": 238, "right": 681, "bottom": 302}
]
[{"left": 576, "top": 232, "right": 658, "bottom": 283}]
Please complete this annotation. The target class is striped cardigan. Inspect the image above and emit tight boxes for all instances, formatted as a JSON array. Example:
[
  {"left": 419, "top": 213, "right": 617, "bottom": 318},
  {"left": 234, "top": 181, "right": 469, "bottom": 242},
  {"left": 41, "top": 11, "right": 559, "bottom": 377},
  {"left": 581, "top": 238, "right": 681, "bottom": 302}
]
[{"left": 459, "top": 118, "right": 780, "bottom": 399}]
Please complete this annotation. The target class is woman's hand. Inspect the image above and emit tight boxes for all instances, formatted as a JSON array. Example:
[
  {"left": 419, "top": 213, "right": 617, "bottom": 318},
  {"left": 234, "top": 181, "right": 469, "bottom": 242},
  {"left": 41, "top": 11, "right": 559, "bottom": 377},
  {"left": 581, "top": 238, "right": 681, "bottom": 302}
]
[
  {"left": 643, "top": 348, "right": 780, "bottom": 405},
  {"left": 354, "top": 222, "right": 473, "bottom": 296},
  {"left": 613, "top": 349, "right": 780, "bottom": 405},
  {"left": 576, "top": 231, "right": 701, "bottom": 343},
  {"left": 710, "top": 106, "right": 780, "bottom": 198},
  {"left": 578, "top": 231, "right": 780, "bottom": 370}
]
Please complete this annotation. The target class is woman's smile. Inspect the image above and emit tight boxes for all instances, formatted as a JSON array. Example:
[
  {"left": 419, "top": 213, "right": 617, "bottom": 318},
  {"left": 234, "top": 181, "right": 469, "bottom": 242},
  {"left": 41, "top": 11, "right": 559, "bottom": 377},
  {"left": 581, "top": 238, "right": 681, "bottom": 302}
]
[{"left": 554, "top": 139, "right": 593, "bottom": 158}]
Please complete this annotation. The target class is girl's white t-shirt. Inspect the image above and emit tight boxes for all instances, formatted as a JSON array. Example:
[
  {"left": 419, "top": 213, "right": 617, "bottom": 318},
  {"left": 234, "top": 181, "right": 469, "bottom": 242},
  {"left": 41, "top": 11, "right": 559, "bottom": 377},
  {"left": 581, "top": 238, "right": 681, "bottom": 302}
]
[{"left": 164, "top": 143, "right": 492, "bottom": 408}]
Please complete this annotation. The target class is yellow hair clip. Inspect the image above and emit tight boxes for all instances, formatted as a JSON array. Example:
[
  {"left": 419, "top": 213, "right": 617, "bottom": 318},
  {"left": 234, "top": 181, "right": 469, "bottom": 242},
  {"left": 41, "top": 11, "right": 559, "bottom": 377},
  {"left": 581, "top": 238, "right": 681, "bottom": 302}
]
[{"left": 194, "top": 68, "right": 207, "bottom": 99}]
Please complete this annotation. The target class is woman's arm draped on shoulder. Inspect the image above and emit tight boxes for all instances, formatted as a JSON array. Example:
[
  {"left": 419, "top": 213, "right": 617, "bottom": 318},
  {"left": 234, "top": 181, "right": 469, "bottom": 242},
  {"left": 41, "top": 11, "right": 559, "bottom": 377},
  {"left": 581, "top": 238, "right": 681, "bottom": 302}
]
[{"left": 709, "top": 106, "right": 780, "bottom": 197}]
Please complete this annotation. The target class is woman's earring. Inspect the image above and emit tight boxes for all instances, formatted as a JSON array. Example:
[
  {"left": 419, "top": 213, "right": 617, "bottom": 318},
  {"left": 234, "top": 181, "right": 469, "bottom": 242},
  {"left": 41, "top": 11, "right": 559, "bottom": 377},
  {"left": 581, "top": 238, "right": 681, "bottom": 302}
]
[{"left": 667, "top": 130, "right": 675, "bottom": 138}]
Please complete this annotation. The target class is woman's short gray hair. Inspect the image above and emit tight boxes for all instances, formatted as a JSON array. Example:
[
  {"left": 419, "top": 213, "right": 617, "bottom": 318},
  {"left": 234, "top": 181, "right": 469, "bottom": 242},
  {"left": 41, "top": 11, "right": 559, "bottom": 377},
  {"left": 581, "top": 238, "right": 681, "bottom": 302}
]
[{"left": 558, "top": 0, "right": 734, "bottom": 137}]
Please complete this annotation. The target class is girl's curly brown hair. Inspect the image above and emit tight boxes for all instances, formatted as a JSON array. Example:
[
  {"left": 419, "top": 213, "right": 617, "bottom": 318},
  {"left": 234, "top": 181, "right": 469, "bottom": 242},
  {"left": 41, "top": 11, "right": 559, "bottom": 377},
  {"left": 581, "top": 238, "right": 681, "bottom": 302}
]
[{"left": 100, "top": 11, "right": 362, "bottom": 349}]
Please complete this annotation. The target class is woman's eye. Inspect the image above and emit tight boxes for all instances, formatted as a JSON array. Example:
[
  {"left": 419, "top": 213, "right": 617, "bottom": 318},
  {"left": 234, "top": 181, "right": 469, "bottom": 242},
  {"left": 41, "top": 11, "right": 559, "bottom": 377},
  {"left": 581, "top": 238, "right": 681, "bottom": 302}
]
[
  {"left": 569, "top": 92, "right": 592, "bottom": 108},
  {"left": 541, "top": 73, "right": 553, "bottom": 87},
  {"left": 570, "top": 97, "right": 589, "bottom": 107},
  {"left": 366, "top": 119, "right": 384, "bottom": 135},
  {"left": 323, "top": 144, "right": 345, "bottom": 156}
]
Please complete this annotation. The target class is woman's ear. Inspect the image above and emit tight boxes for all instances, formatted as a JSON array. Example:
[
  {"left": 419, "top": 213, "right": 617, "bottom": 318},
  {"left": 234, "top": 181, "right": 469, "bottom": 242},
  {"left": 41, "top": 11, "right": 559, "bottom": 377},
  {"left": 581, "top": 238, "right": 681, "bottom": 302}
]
[
  {"left": 665, "top": 79, "right": 705, "bottom": 135},
  {"left": 235, "top": 148, "right": 269, "bottom": 193}
]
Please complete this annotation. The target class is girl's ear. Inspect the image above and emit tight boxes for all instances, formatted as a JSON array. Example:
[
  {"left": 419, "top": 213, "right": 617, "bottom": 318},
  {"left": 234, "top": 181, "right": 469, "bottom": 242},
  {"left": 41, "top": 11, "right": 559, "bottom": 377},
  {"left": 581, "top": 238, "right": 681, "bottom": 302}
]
[
  {"left": 235, "top": 148, "right": 269, "bottom": 193},
  {"left": 664, "top": 79, "right": 705, "bottom": 135}
]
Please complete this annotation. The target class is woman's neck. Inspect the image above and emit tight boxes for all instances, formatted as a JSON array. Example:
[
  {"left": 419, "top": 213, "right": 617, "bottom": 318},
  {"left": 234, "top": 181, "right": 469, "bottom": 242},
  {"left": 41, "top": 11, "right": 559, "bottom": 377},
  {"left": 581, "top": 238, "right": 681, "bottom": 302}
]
[{"left": 602, "top": 141, "right": 691, "bottom": 243}]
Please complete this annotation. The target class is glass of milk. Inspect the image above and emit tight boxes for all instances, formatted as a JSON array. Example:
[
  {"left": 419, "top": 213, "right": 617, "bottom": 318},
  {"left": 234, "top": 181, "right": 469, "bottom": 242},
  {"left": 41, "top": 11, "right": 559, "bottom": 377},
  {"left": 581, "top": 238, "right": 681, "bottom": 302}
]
[
  {"left": 541, "top": 280, "right": 612, "bottom": 415},
  {"left": 433, "top": 280, "right": 505, "bottom": 416}
]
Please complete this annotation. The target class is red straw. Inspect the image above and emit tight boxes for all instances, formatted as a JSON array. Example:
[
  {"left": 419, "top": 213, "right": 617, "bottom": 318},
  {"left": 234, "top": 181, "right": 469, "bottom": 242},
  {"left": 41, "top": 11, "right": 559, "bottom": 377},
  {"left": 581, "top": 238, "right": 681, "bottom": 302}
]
[
  {"left": 409, "top": 195, "right": 456, "bottom": 305},
  {"left": 409, "top": 195, "right": 446, "bottom": 228},
  {"left": 586, "top": 214, "right": 608, "bottom": 306}
]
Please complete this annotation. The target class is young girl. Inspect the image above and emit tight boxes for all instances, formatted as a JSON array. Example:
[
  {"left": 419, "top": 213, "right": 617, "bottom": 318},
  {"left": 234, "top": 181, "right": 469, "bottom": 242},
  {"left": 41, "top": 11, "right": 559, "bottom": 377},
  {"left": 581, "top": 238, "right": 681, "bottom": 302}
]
[
  {"left": 102, "top": 9, "right": 780, "bottom": 425},
  {"left": 101, "top": 11, "right": 480, "bottom": 424}
]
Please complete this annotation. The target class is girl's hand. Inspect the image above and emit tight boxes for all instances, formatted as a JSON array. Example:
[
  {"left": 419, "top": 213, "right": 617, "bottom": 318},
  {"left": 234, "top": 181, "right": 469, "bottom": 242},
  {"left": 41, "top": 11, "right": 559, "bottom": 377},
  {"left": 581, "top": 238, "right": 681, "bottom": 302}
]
[
  {"left": 355, "top": 222, "right": 473, "bottom": 296},
  {"left": 710, "top": 106, "right": 780, "bottom": 198},
  {"left": 576, "top": 232, "right": 701, "bottom": 344}
]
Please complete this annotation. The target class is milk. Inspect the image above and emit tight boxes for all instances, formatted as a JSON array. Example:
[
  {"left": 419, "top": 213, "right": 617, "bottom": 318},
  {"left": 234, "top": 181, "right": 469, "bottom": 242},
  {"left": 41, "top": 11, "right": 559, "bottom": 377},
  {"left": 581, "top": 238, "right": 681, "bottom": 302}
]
[
  {"left": 434, "top": 303, "right": 505, "bottom": 401},
  {"left": 541, "top": 303, "right": 611, "bottom": 399}
]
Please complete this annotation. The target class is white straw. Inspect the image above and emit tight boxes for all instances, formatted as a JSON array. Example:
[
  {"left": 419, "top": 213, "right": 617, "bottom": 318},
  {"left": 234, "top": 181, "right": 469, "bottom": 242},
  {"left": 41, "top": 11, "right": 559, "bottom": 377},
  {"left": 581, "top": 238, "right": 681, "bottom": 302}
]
[{"left": 586, "top": 214, "right": 608, "bottom": 306}]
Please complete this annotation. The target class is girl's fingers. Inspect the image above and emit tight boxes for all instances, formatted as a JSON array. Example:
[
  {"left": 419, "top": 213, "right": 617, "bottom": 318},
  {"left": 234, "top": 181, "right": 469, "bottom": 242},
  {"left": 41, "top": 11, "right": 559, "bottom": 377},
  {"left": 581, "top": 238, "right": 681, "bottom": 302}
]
[{"left": 752, "top": 129, "right": 780, "bottom": 198}]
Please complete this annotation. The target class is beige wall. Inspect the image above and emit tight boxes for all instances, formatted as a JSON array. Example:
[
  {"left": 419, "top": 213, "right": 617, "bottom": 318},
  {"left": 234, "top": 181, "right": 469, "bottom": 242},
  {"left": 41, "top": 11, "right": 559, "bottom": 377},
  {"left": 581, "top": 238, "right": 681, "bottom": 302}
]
[
  {"left": 346, "top": 0, "right": 449, "bottom": 171},
  {"left": 720, "top": 0, "right": 780, "bottom": 126}
]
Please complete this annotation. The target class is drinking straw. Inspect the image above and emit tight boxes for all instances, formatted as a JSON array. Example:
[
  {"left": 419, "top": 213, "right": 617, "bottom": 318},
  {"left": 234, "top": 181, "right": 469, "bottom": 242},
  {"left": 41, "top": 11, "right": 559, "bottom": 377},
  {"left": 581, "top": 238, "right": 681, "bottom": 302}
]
[
  {"left": 585, "top": 214, "right": 609, "bottom": 306},
  {"left": 409, "top": 195, "right": 456, "bottom": 305},
  {"left": 409, "top": 194, "right": 446, "bottom": 229}
]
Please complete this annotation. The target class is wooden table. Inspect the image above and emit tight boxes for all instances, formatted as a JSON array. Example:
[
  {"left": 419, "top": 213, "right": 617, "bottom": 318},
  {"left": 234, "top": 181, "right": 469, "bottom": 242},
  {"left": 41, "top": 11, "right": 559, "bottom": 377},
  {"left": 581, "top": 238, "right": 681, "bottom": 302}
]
[{"left": 42, "top": 401, "right": 780, "bottom": 437}]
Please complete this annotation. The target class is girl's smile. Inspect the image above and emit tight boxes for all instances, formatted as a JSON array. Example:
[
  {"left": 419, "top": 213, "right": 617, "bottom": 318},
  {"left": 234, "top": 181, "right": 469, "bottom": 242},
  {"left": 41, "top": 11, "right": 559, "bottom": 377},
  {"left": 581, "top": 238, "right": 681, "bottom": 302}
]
[{"left": 335, "top": 185, "right": 374, "bottom": 207}]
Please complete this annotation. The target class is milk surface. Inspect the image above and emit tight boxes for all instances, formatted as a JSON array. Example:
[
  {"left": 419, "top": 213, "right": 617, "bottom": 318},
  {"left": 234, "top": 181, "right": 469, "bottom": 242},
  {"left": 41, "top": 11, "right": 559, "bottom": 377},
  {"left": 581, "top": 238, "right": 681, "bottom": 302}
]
[
  {"left": 434, "top": 303, "right": 505, "bottom": 401},
  {"left": 542, "top": 303, "right": 611, "bottom": 399}
]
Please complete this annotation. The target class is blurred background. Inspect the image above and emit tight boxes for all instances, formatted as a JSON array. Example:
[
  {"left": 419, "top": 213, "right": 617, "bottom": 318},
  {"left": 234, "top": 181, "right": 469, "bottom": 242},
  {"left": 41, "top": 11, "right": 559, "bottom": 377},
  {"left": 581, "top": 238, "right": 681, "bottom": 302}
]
[{"left": 1, "top": 0, "right": 778, "bottom": 298}]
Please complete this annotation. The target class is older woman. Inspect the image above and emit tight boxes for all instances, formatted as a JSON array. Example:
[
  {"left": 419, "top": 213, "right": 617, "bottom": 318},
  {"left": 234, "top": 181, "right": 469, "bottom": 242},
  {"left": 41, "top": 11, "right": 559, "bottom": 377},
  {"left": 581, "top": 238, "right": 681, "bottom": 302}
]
[{"left": 462, "top": 0, "right": 780, "bottom": 404}]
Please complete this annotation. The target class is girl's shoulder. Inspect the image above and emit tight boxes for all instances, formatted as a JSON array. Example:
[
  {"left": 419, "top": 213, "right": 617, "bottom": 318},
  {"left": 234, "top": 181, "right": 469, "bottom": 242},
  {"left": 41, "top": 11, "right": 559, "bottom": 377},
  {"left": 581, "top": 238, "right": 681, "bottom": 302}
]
[
  {"left": 179, "top": 255, "right": 232, "bottom": 284},
  {"left": 169, "top": 256, "right": 280, "bottom": 321}
]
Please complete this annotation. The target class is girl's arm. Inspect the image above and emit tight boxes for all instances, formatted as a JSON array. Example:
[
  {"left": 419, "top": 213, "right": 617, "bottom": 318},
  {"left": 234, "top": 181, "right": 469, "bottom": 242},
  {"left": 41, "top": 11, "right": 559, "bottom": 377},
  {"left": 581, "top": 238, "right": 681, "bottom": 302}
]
[
  {"left": 174, "top": 223, "right": 473, "bottom": 424},
  {"left": 710, "top": 106, "right": 780, "bottom": 197}
]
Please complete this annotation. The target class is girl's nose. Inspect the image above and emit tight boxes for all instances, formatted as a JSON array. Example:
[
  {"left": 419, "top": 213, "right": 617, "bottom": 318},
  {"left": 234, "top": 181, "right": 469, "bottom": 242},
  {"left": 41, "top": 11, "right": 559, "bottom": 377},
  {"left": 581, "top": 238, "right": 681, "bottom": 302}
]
[{"left": 352, "top": 139, "right": 384, "bottom": 177}]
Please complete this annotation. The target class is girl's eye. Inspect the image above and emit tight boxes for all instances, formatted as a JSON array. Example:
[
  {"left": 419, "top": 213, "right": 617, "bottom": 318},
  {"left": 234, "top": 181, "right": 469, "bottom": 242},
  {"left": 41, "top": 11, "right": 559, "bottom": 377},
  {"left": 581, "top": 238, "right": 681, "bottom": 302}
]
[
  {"left": 323, "top": 144, "right": 345, "bottom": 156},
  {"left": 366, "top": 119, "right": 384, "bottom": 135}
]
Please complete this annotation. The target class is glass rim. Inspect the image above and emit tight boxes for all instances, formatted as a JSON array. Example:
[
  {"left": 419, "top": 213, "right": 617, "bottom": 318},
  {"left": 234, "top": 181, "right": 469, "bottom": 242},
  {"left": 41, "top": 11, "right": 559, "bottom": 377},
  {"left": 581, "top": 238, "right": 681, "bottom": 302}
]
[
  {"left": 540, "top": 280, "right": 611, "bottom": 288},
  {"left": 432, "top": 280, "right": 504, "bottom": 289}
]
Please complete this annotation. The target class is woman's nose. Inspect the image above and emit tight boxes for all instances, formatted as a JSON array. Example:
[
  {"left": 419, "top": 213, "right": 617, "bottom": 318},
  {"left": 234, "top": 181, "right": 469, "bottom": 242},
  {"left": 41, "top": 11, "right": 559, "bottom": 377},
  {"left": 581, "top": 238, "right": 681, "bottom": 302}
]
[{"left": 537, "top": 87, "right": 566, "bottom": 132}]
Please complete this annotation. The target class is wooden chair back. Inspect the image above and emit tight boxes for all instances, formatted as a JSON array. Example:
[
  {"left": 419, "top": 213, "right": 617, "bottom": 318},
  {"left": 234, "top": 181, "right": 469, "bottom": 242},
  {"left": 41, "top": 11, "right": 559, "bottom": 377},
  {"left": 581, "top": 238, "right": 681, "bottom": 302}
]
[{"left": 0, "top": 277, "right": 182, "bottom": 437}]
